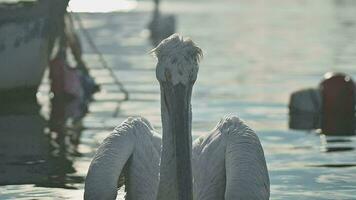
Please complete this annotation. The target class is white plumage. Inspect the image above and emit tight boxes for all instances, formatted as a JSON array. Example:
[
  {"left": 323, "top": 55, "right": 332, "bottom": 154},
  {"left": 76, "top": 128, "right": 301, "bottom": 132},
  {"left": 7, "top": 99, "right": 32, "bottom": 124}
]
[
  {"left": 84, "top": 117, "right": 161, "bottom": 199},
  {"left": 84, "top": 34, "right": 270, "bottom": 200},
  {"left": 192, "top": 116, "right": 270, "bottom": 200}
]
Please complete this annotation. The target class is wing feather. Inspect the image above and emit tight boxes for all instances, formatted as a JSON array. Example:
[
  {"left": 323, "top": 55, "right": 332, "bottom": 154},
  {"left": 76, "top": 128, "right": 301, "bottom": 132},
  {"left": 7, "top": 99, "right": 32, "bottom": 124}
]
[
  {"left": 84, "top": 117, "right": 161, "bottom": 200},
  {"left": 223, "top": 117, "right": 269, "bottom": 200},
  {"left": 193, "top": 116, "right": 270, "bottom": 200}
]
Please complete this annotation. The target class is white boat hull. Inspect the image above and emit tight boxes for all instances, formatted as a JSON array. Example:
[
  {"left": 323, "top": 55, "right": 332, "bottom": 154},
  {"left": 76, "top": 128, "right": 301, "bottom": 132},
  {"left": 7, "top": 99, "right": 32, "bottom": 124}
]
[{"left": 0, "top": 18, "right": 48, "bottom": 90}]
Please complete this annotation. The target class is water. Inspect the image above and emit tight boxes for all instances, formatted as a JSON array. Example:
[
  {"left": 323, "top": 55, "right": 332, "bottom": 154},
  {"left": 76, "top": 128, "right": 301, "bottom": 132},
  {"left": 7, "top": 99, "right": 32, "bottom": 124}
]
[{"left": 1, "top": 0, "right": 356, "bottom": 199}]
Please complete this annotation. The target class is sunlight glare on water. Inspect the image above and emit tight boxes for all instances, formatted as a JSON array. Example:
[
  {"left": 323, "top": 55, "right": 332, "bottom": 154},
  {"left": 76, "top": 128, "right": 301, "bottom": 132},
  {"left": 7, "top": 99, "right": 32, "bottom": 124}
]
[{"left": 68, "top": 0, "right": 138, "bottom": 13}]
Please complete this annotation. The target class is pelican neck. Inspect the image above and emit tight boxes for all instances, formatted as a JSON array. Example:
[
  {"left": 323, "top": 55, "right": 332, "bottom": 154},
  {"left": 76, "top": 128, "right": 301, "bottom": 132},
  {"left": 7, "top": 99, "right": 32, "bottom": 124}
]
[{"left": 157, "top": 82, "right": 194, "bottom": 200}]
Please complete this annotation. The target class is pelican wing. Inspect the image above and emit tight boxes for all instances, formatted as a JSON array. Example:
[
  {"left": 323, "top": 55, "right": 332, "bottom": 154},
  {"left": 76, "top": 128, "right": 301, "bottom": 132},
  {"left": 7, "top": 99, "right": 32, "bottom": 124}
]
[
  {"left": 193, "top": 116, "right": 270, "bottom": 200},
  {"left": 192, "top": 127, "right": 226, "bottom": 200},
  {"left": 84, "top": 117, "right": 161, "bottom": 200}
]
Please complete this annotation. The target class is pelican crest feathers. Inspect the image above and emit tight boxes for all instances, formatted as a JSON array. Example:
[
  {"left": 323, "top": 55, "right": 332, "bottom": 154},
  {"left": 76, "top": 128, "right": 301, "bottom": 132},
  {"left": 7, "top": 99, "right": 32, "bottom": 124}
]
[{"left": 152, "top": 33, "right": 203, "bottom": 85}]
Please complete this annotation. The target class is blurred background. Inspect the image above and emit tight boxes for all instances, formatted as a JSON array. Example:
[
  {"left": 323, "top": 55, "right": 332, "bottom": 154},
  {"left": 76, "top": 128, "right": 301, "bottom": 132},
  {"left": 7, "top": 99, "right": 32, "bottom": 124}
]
[{"left": 1, "top": 0, "right": 356, "bottom": 199}]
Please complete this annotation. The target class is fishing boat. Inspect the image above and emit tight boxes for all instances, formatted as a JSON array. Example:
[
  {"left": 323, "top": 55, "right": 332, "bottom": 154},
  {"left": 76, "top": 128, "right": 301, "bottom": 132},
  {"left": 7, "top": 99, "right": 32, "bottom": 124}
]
[{"left": 0, "top": 0, "right": 68, "bottom": 103}]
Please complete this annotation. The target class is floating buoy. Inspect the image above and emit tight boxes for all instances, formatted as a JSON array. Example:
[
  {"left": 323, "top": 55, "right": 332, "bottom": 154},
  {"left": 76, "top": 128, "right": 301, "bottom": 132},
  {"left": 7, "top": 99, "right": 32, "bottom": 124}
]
[
  {"left": 320, "top": 72, "right": 356, "bottom": 135},
  {"left": 289, "top": 88, "right": 321, "bottom": 130}
]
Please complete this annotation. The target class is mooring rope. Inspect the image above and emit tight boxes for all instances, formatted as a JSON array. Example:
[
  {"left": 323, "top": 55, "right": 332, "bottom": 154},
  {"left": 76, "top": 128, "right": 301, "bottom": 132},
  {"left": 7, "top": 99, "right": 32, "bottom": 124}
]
[{"left": 68, "top": 9, "right": 129, "bottom": 102}]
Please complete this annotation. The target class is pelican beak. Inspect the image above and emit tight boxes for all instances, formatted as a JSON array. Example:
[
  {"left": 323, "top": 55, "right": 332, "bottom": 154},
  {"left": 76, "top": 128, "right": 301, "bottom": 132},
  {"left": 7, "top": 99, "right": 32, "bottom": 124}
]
[{"left": 162, "top": 82, "right": 193, "bottom": 200}]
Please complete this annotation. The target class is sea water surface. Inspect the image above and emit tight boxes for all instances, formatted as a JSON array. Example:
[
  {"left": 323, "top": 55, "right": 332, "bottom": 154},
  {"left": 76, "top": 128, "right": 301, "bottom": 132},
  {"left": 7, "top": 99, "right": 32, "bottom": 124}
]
[{"left": 1, "top": 0, "right": 356, "bottom": 199}]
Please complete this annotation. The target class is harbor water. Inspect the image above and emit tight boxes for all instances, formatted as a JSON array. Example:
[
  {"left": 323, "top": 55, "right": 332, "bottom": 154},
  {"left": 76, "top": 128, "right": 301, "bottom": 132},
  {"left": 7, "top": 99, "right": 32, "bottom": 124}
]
[{"left": 1, "top": 0, "right": 356, "bottom": 199}]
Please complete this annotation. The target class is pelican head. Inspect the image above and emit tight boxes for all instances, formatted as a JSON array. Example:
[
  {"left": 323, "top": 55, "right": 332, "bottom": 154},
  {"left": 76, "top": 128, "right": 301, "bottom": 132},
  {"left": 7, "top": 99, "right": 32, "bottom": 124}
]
[{"left": 152, "top": 33, "right": 203, "bottom": 86}]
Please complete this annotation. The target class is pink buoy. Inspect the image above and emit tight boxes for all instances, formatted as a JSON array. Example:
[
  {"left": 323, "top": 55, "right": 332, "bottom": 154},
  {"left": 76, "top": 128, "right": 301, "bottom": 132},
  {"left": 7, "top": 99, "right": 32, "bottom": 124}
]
[{"left": 320, "top": 72, "right": 356, "bottom": 135}]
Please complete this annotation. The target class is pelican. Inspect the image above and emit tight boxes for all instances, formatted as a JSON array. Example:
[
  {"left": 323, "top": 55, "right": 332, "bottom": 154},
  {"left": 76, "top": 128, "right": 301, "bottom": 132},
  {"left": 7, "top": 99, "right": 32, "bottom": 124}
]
[
  {"left": 84, "top": 34, "right": 270, "bottom": 200},
  {"left": 148, "top": 0, "right": 176, "bottom": 46}
]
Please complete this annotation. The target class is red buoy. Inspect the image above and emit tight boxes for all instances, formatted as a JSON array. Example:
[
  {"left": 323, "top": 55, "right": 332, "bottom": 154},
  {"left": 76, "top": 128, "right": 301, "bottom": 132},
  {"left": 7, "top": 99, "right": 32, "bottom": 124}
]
[{"left": 320, "top": 72, "right": 355, "bottom": 135}]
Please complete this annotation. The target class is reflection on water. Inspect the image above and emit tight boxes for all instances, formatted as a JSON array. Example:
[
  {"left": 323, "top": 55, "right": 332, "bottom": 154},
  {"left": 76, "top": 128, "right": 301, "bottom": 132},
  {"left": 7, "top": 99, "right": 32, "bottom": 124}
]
[
  {"left": 0, "top": 99, "right": 84, "bottom": 189},
  {"left": 320, "top": 135, "right": 355, "bottom": 152},
  {"left": 308, "top": 163, "right": 356, "bottom": 168}
]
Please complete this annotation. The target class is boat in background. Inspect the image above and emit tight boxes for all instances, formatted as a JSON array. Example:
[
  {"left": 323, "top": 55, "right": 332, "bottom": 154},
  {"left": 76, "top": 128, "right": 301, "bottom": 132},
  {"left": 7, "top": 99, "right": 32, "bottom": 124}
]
[{"left": 0, "top": 0, "right": 68, "bottom": 104}]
